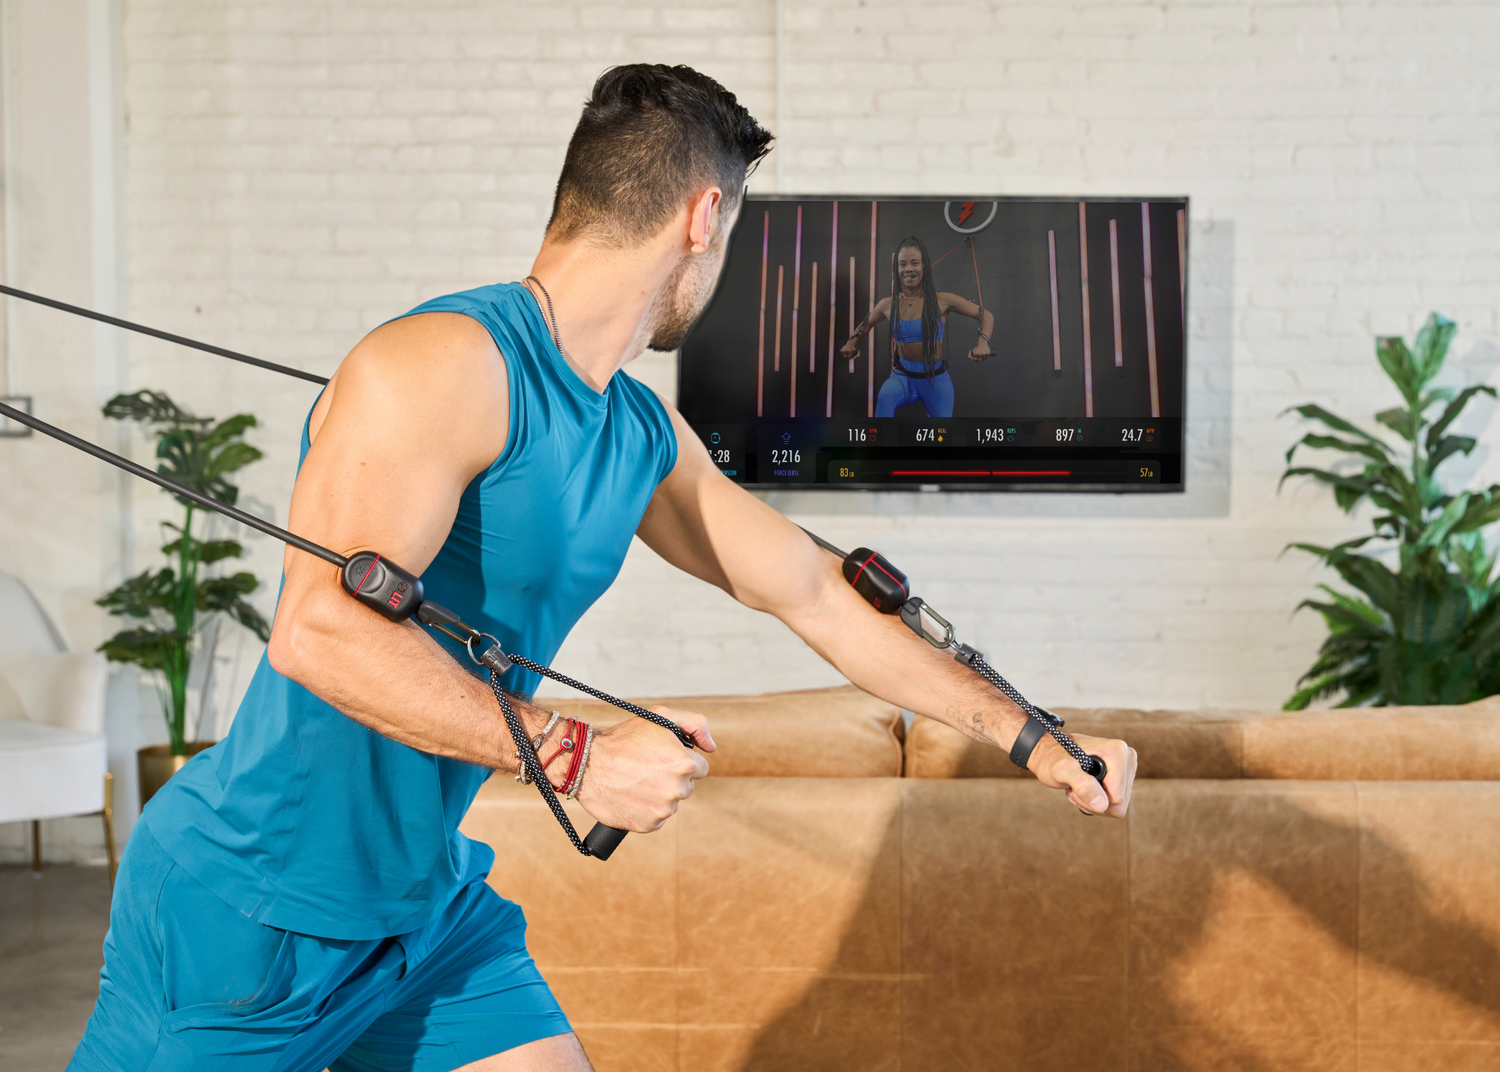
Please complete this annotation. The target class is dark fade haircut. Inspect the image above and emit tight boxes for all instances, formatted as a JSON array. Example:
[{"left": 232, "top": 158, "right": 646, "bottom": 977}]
[{"left": 547, "top": 64, "right": 774, "bottom": 247}]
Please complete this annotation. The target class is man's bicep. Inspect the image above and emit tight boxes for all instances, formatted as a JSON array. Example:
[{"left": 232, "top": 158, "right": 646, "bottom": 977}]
[
  {"left": 284, "top": 315, "right": 509, "bottom": 581},
  {"left": 639, "top": 405, "right": 827, "bottom": 616}
]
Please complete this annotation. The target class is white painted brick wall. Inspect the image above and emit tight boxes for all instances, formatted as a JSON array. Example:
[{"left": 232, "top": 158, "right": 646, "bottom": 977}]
[{"left": 111, "top": 0, "right": 1500, "bottom": 722}]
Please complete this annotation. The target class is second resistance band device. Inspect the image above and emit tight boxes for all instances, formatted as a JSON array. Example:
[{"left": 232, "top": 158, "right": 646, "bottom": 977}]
[
  {"left": 803, "top": 530, "right": 1108, "bottom": 785},
  {"left": 0, "top": 283, "right": 1107, "bottom": 863}
]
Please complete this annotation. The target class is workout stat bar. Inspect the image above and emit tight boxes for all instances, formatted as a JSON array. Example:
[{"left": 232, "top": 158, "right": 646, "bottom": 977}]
[{"left": 691, "top": 418, "right": 1178, "bottom": 488}]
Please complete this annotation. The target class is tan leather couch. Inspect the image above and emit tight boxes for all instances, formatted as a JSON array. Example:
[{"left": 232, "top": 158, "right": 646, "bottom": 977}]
[{"left": 460, "top": 687, "right": 1500, "bottom": 1071}]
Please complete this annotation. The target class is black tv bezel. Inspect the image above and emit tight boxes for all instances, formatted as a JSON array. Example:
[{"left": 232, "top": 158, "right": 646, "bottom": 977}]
[{"left": 676, "top": 193, "right": 1191, "bottom": 494}]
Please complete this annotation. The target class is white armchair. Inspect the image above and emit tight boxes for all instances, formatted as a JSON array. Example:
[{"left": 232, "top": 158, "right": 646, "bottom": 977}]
[{"left": 0, "top": 570, "right": 115, "bottom": 881}]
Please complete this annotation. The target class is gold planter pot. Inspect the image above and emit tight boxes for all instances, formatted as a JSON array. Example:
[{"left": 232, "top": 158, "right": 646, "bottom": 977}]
[{"left": 137, "top": 742, "right": 215, "bottom": 808}]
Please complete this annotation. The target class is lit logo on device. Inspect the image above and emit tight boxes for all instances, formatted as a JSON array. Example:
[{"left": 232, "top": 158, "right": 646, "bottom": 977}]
[{"left": 388, "top": 582, "right": 408, "bottom": 609}]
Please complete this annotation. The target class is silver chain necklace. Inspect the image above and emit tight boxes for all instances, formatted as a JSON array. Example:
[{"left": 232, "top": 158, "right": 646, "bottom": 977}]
[{"left": 525, "top": 275, "right": 565, "bottom": 360}]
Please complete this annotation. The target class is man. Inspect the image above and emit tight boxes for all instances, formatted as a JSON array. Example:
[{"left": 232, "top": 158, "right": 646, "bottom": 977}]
[{"left": 73, "top": 64, "right": 1136, "bottom": 1072}]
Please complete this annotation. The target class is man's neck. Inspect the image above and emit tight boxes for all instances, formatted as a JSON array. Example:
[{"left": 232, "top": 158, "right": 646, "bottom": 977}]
[{"left": 525, "top": 238, "right": 676, "bottom": 393}]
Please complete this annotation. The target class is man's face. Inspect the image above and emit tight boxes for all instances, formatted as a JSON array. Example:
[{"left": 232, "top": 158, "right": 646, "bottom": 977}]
[{"left": 647, "top": 196, "right": 740, "bottom": 352}]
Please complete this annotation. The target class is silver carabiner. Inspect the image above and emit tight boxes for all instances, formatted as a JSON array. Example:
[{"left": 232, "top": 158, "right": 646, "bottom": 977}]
[
  {"left": 465, "top": 632, "right": 513, "bottom": 674},
  {"left": 900, "top": 597, "right": 956, "bottom": 649}
]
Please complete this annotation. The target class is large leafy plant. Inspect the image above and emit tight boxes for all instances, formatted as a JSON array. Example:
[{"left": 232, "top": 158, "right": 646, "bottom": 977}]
[
  {"left": 1281, "top": 314, "right": 1500, "bottom": 708},
  {"left": 96, "top": 390, "right": 270, "bottom": 754}
]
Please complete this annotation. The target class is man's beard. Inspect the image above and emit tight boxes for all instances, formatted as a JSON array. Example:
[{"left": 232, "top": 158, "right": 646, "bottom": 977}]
[{"left": 647, "top": 250, "right": 720, "bottom": 352}]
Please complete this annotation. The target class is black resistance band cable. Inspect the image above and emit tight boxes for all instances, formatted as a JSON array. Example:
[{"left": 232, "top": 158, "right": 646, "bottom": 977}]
[
  {"left": 0, "top": 395, "right": 687, "bottom": 859},
  {"left": 800, "top": 529, "right": 1107, "bottom": 784},
  {"left": 1, "top": 286, "right": 1106, "bottom": 861},
  {"left": 0, "top": 283, "right": 330, "bottom": 386}
]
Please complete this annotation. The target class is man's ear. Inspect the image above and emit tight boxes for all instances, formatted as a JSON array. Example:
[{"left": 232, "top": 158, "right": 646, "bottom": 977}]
[{"left": 687, "top": 187, "right": 724, "bottom": 253}]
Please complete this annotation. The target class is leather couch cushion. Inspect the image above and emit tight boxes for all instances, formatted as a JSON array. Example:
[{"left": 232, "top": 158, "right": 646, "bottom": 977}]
[
  {"left": 905, "top": 696, "right": 1500, "bottom": 780},
  {"left": 1242, "top": 696, "right": 1500, "bottom": 779},
  {"left": 541, "top": 685, "right": 904, "bottom": 778},
  {"left": 462, "top": 773, "right": 904, "bottom": 1070},
  {"left": 904, "top": 707, "right": 1250, "bottom": 780}
]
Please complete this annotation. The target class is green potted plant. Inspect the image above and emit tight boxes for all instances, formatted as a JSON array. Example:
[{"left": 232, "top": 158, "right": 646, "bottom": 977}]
[
  {"left": 96, "top": 390, "right": 270, "bottom": 804},
  {"left": 1282, "top": 313, "right": 1500, "bottom": 708}
]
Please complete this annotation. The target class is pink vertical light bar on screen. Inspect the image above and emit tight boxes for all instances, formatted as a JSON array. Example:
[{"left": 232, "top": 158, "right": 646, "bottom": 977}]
[
  {"left": 828, "top": 202, "right": 838, "bottom": 365},
  {"left": 827, "top": 202, "right": 838, "bottom": 417},
  {"left": 774, "top": 266, "right": 784, "bottom": 374},
  {"left": 848, "top": 256, "right": 856, "bottom": 373},
  {"left": 809, "top": 262, "right": 818, "bottom": 376},
  {"left": 868, "top": 200, "right": 877, "bottom": 417},
  {"left": 1047, "top": 230, "right": 1061, "bottom": 373},
  {"left": 1176, "top": 207, "right": 1186, "bottom": 332},
  {"left": 1141, "top": 203, "right": 1161, "bottom": 418},
  {"left": 1078, "top": 203, "right": 1094, "bottom": 417},
  {"left": 757, "top": 211, "right": 769, "bottom": 417},
  {"left": 1109, "top": 218, "right": 1123, "bottom": 368},
  {"left": 790, "top": 206, "right": 802, "bottom": 391}
]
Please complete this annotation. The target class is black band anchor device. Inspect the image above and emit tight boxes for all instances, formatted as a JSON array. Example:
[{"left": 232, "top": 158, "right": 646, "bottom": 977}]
[
  {"left": 809, "top": 530, "right": 1109, "bottom": 789},
  {"left": 335, "top": 551, "right": 698, "bottom": 860},
  {"left": 0, "top": 398, "right": 684, "bottom": 861}
]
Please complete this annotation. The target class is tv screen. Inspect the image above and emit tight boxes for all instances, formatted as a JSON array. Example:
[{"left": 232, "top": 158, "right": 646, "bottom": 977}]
[{"left": 677, "top": 196, "right": 1188, "bottom": 490}]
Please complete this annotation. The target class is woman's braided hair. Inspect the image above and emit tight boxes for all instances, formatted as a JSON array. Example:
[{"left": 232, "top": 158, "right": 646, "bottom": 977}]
[{"left": 891, "top": 234, "right": 943, "bottom": 379}]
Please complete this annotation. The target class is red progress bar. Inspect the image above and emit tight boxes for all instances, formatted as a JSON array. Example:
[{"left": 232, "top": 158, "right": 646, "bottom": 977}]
[
  {"left": 891, "top": 470, "right": 991, "bottom": 476},
  {"left": 888, "top": 470, "right": 1073, "bottom": 477}
]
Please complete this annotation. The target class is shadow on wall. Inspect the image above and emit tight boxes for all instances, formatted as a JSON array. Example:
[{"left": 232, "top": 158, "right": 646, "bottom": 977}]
[
  {"left": 760, "top": 220, "right": 1234, "bottom": 519},
  {"left": 739, "top": 779, "right": 1500, "bottom": 1069}
]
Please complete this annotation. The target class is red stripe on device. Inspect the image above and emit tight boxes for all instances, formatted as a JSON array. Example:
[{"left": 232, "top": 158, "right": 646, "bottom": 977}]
[{"left": 351, "top": 555, "right": 382, "bottom": 597}]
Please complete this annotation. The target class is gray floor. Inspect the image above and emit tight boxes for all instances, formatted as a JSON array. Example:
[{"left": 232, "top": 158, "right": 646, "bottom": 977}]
[{"left": 0, "top": 864, "right": 111, "bottom": 1071}]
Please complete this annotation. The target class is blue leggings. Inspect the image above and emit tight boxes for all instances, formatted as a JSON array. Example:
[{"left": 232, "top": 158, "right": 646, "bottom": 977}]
[{"left": 875, "top": 369, "right": 955, "bottom": 419}]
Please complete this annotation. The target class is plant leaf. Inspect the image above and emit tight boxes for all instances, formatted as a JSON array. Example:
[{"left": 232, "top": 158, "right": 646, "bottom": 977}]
[
  {"left": 102, "top": 389, "right": 207, "bottom": 429},
  {"left": 1376, "top": 336, "right": 1420, "bottom": 407},
  {"left": 205, "top": 441, "right": 263, "bottom": 478},
  {"left": 201, "top": 413, "right": 257, "bottom": 450},
  {"left": 1288, "top": 432, "right": 1392, "bottom": 464},
  {"left": 1412, "top": 312, "right": 1457, "bottom": 386},
  {"left": 96, "top": 568, "right": 176, "bottom": 618},
  {"left": 1428, "top": 434, "right": 1478, "bottom": 473},
  {"left": 1374, "top": 407, "right": 1417, "bottom": 442},
  {"left": 1426, "top": 385, "right": 1496, "bottom": 450},
  {"left": 1281, "top": 403, "right": 1387, "bottom": 446}
]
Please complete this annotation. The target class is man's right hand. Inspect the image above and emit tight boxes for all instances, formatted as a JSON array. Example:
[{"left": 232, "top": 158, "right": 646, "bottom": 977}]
[{"left": 575, "top": 707, "right": 715, "bottom": 832}]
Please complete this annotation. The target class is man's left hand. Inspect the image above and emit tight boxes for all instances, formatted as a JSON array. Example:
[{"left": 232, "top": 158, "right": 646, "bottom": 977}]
[{"left": 1028, "top": 733, "right": 1137, "bottom": 818}]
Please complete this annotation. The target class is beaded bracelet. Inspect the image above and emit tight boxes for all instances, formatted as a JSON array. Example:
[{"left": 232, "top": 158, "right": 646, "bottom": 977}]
[{"left": 514, "top": 710, "right": 562, "bottom": 785}]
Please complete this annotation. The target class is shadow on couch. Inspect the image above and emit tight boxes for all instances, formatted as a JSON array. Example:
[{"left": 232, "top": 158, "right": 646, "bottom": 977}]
[{"left": 741, "top": 782, "right": 1500, "bottom": 1071}]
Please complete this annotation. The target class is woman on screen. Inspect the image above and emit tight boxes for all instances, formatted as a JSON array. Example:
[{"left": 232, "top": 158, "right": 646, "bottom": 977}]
[{"left": 839, "top": 234, "right": 995, "bottom": 419}]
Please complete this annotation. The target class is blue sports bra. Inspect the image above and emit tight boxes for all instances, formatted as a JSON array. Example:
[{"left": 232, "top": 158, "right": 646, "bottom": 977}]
[{"left": 892, "top": 316, "right": 944, "bottom": 345}]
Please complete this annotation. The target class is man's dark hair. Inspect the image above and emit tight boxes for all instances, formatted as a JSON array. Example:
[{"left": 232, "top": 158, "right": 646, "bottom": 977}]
[{"left": 548, "top": 64, "right": 774, "bottom": 246}]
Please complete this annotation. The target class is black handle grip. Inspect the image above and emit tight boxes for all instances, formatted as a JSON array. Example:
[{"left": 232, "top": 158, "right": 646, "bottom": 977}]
[
  {"left": 584, "top": 822, "right": 629, "bottom": 861},
  {"left": 1083, "top": 754, "right": 1109, "bottom": 787}
]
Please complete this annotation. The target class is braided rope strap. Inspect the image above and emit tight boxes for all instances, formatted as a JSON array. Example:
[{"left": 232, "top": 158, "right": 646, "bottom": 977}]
[
  {"left": 488, "top": 671, "right": 593, "bottom": 855},
  {"left": 506, "top": 652, "right": 697, "bottom": 748},
  {"left": 964, "top": 651, "right": 1105, "bottom": 780},
  {"left": 484, "top": 650, "right": 697, "bottom": 857}
]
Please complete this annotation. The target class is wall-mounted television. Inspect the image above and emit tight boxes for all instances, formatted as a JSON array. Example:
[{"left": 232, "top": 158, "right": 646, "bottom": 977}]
[{"left": 677, "top": 196, "right": 1188, "bottom": 491}]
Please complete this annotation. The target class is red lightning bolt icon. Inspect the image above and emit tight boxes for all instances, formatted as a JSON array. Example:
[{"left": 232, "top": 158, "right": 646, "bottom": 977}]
[{"left": 957, "top": 200, "right": 976, "bottom": 226}]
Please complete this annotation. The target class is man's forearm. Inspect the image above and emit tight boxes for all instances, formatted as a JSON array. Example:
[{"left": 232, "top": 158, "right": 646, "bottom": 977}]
[
  {"left": 785, "top": 558, "right": 1031, "bottom": 750},
  {"left": 269, "top": 573, "right": 551, "bottom": 772}
]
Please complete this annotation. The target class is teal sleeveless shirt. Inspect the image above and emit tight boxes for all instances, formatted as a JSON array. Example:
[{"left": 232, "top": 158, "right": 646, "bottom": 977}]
[{"left": 146, "top": 282, "right": 678, "bottom": 939}]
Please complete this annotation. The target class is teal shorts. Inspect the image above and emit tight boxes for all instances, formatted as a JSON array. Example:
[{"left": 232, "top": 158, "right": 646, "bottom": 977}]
[{"left": 69, "top": 825, "right": 571, "bottom": 1072}]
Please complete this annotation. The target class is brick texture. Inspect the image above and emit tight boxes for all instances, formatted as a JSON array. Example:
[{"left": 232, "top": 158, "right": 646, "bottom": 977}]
[{"left": 117, "top": 0, "right": 1500, "bottom": 715}]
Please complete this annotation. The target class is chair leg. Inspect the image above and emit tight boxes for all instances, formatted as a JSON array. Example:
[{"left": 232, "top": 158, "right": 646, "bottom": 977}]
[
  {"left": 32, "top": 818, "right": 42, "bottom": 873},
  {"left": 103, "top": 772, "right": 118, "bottom": 889}
]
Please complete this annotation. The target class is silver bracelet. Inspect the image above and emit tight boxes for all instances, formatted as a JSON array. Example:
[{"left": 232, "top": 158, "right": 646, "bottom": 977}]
[
  {"left": 566, "top": 722, "right": 595, "bottom": 800},
  {"left": 515, "top": 711, "right": 562, "bottom": 784}
]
